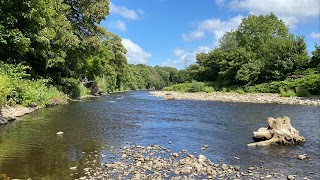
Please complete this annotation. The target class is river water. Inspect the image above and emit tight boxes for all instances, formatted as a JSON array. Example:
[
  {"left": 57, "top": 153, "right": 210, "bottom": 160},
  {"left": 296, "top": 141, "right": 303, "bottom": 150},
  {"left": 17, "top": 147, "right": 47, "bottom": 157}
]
[{"left": 0, "top": 91, "right": 319, "bottom": 179}]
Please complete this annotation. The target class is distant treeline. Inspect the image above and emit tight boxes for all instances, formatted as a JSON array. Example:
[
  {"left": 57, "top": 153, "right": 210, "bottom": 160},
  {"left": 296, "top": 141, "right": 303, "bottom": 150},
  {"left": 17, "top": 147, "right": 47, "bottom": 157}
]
[{"left": 168, "top": 13, "right": 320, "bottom": 96}]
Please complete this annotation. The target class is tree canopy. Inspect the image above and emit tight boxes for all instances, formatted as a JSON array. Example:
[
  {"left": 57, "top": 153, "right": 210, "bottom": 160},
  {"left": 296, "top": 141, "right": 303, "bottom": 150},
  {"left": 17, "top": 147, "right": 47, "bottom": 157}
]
[{"left": 189, "top": 13, "right": 310, "bottom": 86}]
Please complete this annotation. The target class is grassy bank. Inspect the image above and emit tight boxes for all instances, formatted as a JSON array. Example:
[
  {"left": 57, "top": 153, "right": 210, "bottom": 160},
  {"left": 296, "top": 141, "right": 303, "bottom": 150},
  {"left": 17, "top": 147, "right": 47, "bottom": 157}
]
[{"left": 0, "top": 63, "right": 68, "bottom": 108}]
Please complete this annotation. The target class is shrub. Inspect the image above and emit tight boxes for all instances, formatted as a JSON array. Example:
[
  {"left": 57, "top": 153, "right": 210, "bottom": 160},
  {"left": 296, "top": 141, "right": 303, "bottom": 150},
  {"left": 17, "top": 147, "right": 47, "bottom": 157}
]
[
  {"left": 59, "top": 78, "right": 81, "bottom": 99},
  {"left": 0, "top": 62, "right": 68, "bottom": 107},
  {"left": 279, "top": 88, "right": 296, "bottom": 97},
  {"left": 245, "top": 72, "right": 320, "bottom": 95},
  {"left": 162, "top": 86, "right": 174, "bottom": 91},
  {"left": 204, "top": 86, "right": 215, "bottom": 93},
  {"left": 221, "top": 87, "right": 228, "bottom": 93},
  {"left": 79, "top": 84, "right": 91, "bottom": 97},
  {"left": 187, "top": 81, "right": 205, "bottom": 92},
  {"left": 236, "top": 87, "right": 246, "bottom": 94},
  {"left": 162, "top": 81, "right": 215, "bottom": 93},
  {"left": 295, "top": 88, "right": 311, "bottom": 97}
]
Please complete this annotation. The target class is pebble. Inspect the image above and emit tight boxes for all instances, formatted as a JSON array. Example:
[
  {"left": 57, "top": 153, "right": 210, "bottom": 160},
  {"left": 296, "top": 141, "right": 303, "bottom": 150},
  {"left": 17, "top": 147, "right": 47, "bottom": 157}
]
[
  {"left": 288, "top": 175, "right": 296, "bottom": 180},
  {"left": 56, "top": 131, "right": 64, "bottom": 135},
  {"left": 298, "top": 154, "right": 308, "bottom": 160},
  {"left": 69, "top": 166, "right": 77, "bottom": 170}
]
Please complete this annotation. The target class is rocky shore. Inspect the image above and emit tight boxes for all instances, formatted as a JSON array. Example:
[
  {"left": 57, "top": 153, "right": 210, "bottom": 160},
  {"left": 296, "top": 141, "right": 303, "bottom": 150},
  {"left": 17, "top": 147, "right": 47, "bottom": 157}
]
[
  {"left": 150, "top": 91, "right": 320, "bottom": 106},
  {"left": 77, "top": 144, "right": 284, "bottom": 180},
  {"left": 0, "top": 105, "right": 38, "bottom": 125},
  {"left": 0, "top": 95, "right": 95, "bottom": 125}
]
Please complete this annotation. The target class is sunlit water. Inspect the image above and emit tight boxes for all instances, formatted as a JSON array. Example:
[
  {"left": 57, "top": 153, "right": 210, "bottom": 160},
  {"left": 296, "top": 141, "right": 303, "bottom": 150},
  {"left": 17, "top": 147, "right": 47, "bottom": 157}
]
[{"left": 0, "top": 91, "right": 319, "bottom": 179}]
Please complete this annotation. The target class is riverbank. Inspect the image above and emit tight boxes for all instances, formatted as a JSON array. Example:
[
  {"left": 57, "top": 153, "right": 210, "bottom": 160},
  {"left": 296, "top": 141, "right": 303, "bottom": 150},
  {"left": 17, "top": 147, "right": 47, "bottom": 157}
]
[
  {"left": 0, "top": 91, "right": 133, "bottom": 125},
  {"left": 0, "top": 96, "right": 82, "bottom": 125},
  {"left": 150, "top": 91, "right": 320, "bottom": 106}
]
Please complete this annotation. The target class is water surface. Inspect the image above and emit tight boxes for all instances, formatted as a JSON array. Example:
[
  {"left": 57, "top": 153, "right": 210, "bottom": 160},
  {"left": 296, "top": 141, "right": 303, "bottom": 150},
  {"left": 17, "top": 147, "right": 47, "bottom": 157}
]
[{"left": 0, "top": 91, "right": 319, "bottom": 179}]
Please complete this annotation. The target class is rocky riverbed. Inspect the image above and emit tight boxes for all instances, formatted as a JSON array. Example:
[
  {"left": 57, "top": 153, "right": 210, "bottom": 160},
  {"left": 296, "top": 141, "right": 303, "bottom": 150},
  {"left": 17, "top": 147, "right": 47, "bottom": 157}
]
[
  {"left": 76, "top": 144, "right": 291, "bottom": 180},
  {"left": 150, "top": 91, "right": 320, "bottom": 106},
  {"left": 74, "top": 145, "right": 308, "bottom": 180}
]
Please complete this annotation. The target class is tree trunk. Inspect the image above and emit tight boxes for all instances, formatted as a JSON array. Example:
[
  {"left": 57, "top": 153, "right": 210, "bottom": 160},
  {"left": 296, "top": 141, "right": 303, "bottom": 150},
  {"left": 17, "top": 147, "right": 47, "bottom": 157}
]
[{"left": 248, "top": 116, "right": 305, "bottom": 147}]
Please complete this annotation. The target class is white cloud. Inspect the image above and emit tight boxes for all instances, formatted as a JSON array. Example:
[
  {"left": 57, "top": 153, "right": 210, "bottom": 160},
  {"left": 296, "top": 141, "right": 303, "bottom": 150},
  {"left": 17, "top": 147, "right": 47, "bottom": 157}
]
[
  {"left": 215, "top": 0, "right": 225, "bottom": 6},
  {"left": 229, "top": 0, "right": 320, "bottom": 28},
  {"left": 121, "top": 39, "right": 152, "bottom": 64},
  {"left": 110, "top": 2, "right": 141, "bottom": 20},
  {"left": 108, "top": 20, "right": 127, "bottom": 31},
  {"left": 161, "top": 46, "right": 211, "bottom": 69},
  {"left": 182, "top": 30, "right": 205, "bottom": 41},
  {"left": 182, "top": 15, "right": 243, "bottom": 46},
  {"left": 311, "top": 32, "right": 320, "bottom": 39}
]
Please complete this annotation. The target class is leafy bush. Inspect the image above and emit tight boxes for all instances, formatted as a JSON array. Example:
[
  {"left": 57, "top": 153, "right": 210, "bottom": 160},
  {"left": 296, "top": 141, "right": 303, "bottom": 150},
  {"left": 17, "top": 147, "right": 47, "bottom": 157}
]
[
  {"left": 245, "top": 72, "right": 320, "bottom": 95},
  {"left": 162, "top": 81, "right": 215, "bottom": 93},
  {"left": 204, "top": 86, "right": 215, "bottom": 93},
  {"left": 0, "top": 62, "right": 68, "bottom": 107},
  {"left": 59, "top": 78, "right": 81, "bottom": 99},
  {"left": 295, "top": 88, "right": 311, "bottom": 97},
  {"left": 236, "top": 87, "right": 246, "bottom": 94},
  {"left": 79, "top": 84, "right": 91, "bottom": 97},
  {"left": 221, "top": 87, "right": 228, "bottom": 93},
  {"left": 279, "top": 88, "right": 296, "bottom": 97},
  {"left": 166, "top": 83, "right": 190, "bottom": 92},
  {"left": 187, "top": 81, "right": 205, "bottom": 92},
  {"left": 162, "top": 86, "right": 174, "bottom": 91}
]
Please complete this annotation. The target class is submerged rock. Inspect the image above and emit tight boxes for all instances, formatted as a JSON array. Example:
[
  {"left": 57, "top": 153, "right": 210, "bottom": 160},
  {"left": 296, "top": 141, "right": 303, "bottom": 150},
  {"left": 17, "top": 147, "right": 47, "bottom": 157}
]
[
  {"left": 297, "top": 154, "right": 308, "bottom": 160},
  {"left": 56, "top": 131, "right": 64, "bottom": 135}
]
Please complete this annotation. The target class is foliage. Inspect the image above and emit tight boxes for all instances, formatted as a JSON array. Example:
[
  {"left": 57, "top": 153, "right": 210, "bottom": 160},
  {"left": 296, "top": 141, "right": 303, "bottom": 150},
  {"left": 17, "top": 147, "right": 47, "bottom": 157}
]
[
  {"left": 0, "top": 0, "right": 110, "bottom": 83},
  {"left": 295, "top": 88, "right": 311, "bottom": 97},
  {"left": 0, "top": 62, "right": 68, "bottom": 107},
  {"left": 188, "top": 13, "right": 309, "bottom": 87},
  {"left": 245, "top": 72, "right": 320, "bottom": 95},
  {"left": 162, "top": 81, "right": 215, "bottom": 93},
  {"left": 279, "top": 88, "right": 296, "bottom": 97},
  {"left": 308, "top": 44, "right": 320, "bottom": 70}
]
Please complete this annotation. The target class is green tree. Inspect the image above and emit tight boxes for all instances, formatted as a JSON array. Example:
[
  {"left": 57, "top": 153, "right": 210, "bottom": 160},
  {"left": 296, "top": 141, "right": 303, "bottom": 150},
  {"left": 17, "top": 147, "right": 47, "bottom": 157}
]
[
  {"left": 309, "top": 44, "right": 320, "bottom": 70},
  {"left": 190, "top": 13, "right": 309, "bottom": 86},
  {"left": 0, "top": 0, "right": 110, "bottom": 82}
]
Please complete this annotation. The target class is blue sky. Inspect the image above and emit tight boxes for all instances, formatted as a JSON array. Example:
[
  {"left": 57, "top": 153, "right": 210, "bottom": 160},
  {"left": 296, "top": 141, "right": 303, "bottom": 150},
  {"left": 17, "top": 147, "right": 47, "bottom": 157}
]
[{"left": 101, "top": 0, "right": 320, "bottom": 69}]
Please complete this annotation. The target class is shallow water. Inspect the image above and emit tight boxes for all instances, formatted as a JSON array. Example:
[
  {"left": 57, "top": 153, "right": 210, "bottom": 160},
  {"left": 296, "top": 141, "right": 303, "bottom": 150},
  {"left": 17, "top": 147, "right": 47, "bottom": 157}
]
[{"left": 0, "top": 91, "right": 319, "bottom": 179}]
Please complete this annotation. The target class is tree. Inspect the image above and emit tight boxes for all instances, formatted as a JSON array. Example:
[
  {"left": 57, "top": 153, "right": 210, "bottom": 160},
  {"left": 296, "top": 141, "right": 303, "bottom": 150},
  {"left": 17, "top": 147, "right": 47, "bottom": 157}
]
[
  {"left": 309, "top": 44, "right": 320, "bottom": 70},
  {"left": 190, "top": 13, "right": 309, "bottom": 86},
  {"left": 236, "top": 13, "right": 289, "bottom": 52},
  {"left": 0, "top": 0, "right": 110, "bottom": 83}
]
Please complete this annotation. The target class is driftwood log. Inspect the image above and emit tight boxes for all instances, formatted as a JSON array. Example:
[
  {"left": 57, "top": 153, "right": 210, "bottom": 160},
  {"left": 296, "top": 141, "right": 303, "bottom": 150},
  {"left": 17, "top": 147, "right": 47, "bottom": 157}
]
[{"left": 247, "top": 116, "right": 305, "bottom": 147}]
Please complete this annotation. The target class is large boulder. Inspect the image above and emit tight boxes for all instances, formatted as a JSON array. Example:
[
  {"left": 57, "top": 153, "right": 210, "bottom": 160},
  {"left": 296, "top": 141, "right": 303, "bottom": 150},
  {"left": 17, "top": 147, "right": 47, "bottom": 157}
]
[
  {"left": 1, "top": 105, "right": 34, "bottom": 121},
  {"left": 247, "top": 116, "right": 305, "bottom": 147}
]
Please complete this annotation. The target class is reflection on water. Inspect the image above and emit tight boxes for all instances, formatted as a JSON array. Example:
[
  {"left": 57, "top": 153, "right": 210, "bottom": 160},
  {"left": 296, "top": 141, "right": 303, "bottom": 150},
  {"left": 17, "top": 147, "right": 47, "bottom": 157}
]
[{"left": 0, "top": 91, "right": 319, "bottom": 179}]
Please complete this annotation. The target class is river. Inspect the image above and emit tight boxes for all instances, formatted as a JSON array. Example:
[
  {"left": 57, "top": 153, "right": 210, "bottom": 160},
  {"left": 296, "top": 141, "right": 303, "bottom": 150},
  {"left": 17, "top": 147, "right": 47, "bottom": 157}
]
[{"left": 0, "top": 91, "right": 319, "bottom": 179}]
